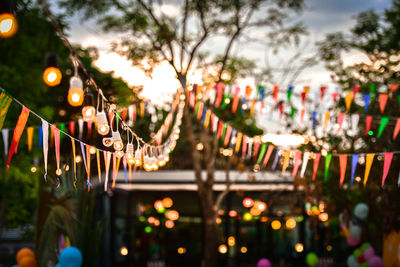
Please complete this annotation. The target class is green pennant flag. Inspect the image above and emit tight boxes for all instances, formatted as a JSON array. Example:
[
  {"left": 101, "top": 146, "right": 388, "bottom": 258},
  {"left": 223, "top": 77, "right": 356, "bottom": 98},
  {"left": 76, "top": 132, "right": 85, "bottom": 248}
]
[
  {"left": 287, "top": 90, "right": 293, "bottom": 102},
  {"left": 59, "top": 122, "right": 65, "bottom": 140},
  {"left": 256, "top": 144, "right": 267, "bottom": 164},
  {"left": 0, "top": 91, "right": 12, "bottom": 130},
  {"left": 370, "top": 84, "right": 376, "bottom": 100},
  {"left": 117, "top": 111, "right": 122, "bottom": 124},
  {"left": 324, "top": 153, "right": 332, "bottom": 181},
  {"left": 220, "top": 95, "right": 230, "bottom": 109},
  {"left": 377, "top": 116, "right": 389, "bottom": 138},
  {"left": 398, "top": 95, "right": 400, "bottom": 106},
  {"left": 220, "top": 123, "right": 227, "bottom": 141},
  {"left": 290, "top": 107, "right": 296, "bottom": 120}
]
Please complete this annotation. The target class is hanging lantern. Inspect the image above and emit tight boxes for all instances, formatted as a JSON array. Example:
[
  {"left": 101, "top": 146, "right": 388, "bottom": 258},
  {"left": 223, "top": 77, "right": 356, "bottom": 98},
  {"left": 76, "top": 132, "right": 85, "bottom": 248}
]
[
  {"left": 126, "top": 143, "right": 134, "bottom": 162},
  {"left": 96, "top": 93, "right": 109, "bottom": 135},
  {"left": 67, "top": 76, "right": 84, "bottom": 106},
  {"left": 0, "top": 0, "right": 17, "bottom": 38},
  {"left": 82, "top": 92, "right": 96, "bottom": 121},
  {"left": 116, "top": 150, "right": 124, "bottom": 158},
  {"left": 43, "top": 53, "right": 62, "bottom": 87},
  {"left": 102, "top": 137, "right": 113, "bottom": 147},
  {"left": 112, "top": 130, "right": 123, "bottom": 151},
  {"left": 134, "top": 148, "right": 142, "bottom": 166}
]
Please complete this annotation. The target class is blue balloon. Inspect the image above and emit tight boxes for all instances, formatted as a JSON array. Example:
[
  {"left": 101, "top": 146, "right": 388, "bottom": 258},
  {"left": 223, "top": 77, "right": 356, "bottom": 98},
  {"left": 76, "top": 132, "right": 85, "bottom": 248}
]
[{"left": 59, "top": 246, "right": 82, "bottom": 267}]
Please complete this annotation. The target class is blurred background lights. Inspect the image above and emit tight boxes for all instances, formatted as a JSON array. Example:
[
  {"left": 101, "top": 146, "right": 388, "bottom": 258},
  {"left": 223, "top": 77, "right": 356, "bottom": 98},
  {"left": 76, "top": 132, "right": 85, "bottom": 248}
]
[
  {"left": 165, "top": 210, "right": 179, "bottom": 221},
  {"left": 228, "top": 210, "right": 237, "bottom": 217},
  {"left": 154, "top": 200, "right": 164, "bottom": 210},
  {"left": 240, "top": 246, "right": 247, "bottom": 253},
  {"left": 162, "top": 197, "right": 173, "bottom": 208},
  {"left": 218, "top": 244, "right": 227, "bottom": 254},
  {"left": 271, "top": 220, "right": 281, "bottom": 230},
  {"left": 120, "top": 246, "right": 128, "bottom": 256},
  {"left": 144, "top": 226, "right": 152, "bottom": 233},
  {"left": 243, "top": 212, "right": 252, "bottom": 221},
  {"left": 30, "top": 166, "right": 37, "bottom": 173},
  {"left": 294, "top": 243, "right": 304, "bottom": 253},
  {"left": 227, "top": 236, "right": 235, "bottom": 247},
  {"left": 177, "top": 247, "right": 186, "bottom": 254},
  {"left": 285, "top": 218, "right": 296, "bottom": 229},
  {"left": 0, "top": 13, "right": 17, "bottom": 38},
  {"left": 165, "top": 220, "right": 174, "bottom": 229},
  {"left": 319, "top": 213, "right": 329, "bottom": 222},
  {"left": 242, "top": 197, "right": 254, "bottom": 208}
]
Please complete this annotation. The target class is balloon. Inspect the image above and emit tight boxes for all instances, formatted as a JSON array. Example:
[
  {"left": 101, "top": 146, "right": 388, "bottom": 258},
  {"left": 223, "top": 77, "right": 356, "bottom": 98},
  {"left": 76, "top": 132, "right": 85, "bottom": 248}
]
[
  {"left": 19, "top": 257, "right": 37, "bottom": 267},
  {"left": 59, "top": 246, "right": 82, "bottom": 267},
  {"left": 364, "top": 247, "right": 375, "bottom": 260},
  {"left": 306, "top": 252, "right": 319, "bottom": 267},
  {"left": 257, "top": 258, "right": 272, "bottom": 267},
  {"left": 347, "top": 255, "right": 358, "bottom": 267},
  {"left": 349, "top": 225, "right": 362, "bottom": 239},
  {"left": 347, "top": 236, "right": 360, "bottom": 247},
  {"left": 361, "top": 242, "right": 372, "bottom": 253},
  {"left": 354, "top": 203, "right": 369, "bottom": 220},
  {"left": 16, "top": 248, "right": 35, "bottom": 264},
  {"left": 368, "top": 256, "right": 383, "bottom": 267}
]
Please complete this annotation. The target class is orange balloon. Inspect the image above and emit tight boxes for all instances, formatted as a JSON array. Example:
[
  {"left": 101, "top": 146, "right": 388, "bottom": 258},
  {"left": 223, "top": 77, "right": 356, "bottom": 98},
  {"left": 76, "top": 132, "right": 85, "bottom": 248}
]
[
  {"left": 16, "top": 248, "right": 35, "bottom": 264},
  {"left": 19, "top": 256, "right": 37, "bottom": 267}
]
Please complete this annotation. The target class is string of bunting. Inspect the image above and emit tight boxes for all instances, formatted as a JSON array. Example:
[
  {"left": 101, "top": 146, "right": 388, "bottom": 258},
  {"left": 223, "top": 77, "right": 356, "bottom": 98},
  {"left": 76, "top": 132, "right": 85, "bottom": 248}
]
[
  {"left": 191, "top": 91, "right": 400, "bottom": 187},
  {"left": 0, "top": 88, "right": 185, "bottom": 190}
]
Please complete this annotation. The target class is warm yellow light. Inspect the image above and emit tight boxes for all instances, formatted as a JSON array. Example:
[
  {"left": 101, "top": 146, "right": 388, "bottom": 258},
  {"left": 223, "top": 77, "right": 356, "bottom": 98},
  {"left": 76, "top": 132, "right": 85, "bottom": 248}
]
[
  {"left": 286, "top": 218, "right": 296, "bottom": 229},
  {"left": 75, "top": 155, "right": 82, "bottom": 163},
  {"left": 158, "top": 159, "right": 166, "bottom": 167},
  {"left": 102, "top": 137, "right": 113, "bottom": 147},
  {"left": 116, "top": 150, "right": 124, "bottom": 158},
  {"left": 218, "top": 244, "right": 228, "bottom": 254},
  {"left": 294, "top": 243, "right": 304, "bottom": 253},
  {"left": 30, "top": 166, "right": 37, "bottom": 173},
  {"left": 242, "top": 197, "right": 254, "bottom": 208},
  {"left": 261, "top": 133, "right": 305, "bottom": 147},
  {"left": 227, "top": 236, "right": 235, "bottom": 247},
  {"left": 144, "top": 163, "right": 153, "bottom": 171},
  {"left": 229, "top": 210, "right": 237, "bottom": 217},
  {"left": 82, "top": 106, "right": 96, "bottom": 121},
  {"left": 89, "top": 146, "right": 96, "bottom": 154},
  {"left": 240, "top": 246, "right": 247, "bottom": 253},
  {"left": 319, "top": 213, "right": 329, "bottom": 222},
  {"left": 148, "top": 216, "right": 155, "bottom": 224},
  {"left": 162, "top": 197, "right": 173, "bottom": 208},
  {"left": 224, "top": 98, "right": 231, "bottom": 104},
  {"left": 243, "top": 212, "right": 252, "bottom": 221},
  {"left": 113, "top": 140, "right": 124, "bottom": 151},
  {"left": 255, "top": 201, "right": 267, "bottom": 212},
  {"left": 165, "top": 220, "right": 174, "bottom": 229},
  {"left": 165, "top": 210, "right": 179, "bottom": 221},
  {"left": 250, "top": 207, "right": 261, "bottom": 216},
  {"left": 216, "top": 218, "right": 222, "bottom": 224},
  {"left": 154, "top": 200, "right": 164, "bottom": 210},
  {"left": 43, "top": 67, "right": 62, "bottom": 87},
  {"left": 0, "top": 13, "right": 17, "bottom": 38},
  {"left": 154, "top": 219, "right": 160, "bottom": 226},
  {"left": 67, "top": 88, "right": 84, "bottom": 106},
  {"left": 271, "top": 220, "right": 281, "bottom": 230},
  {"left": 97, "top": 111, "right": 110, "bottom": 135},
  {"left": 56, "top": 168, "right": 62, "bottom": 176},
  {"left": 177, "top": 247, "right": 187, "bottom": 254},
  {"left": 120, "top": 246, "right": 128, "bottom": 256}
]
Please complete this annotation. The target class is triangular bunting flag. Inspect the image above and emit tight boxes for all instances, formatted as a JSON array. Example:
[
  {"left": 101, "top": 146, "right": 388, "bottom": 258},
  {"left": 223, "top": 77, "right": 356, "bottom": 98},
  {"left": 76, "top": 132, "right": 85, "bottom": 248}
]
[
  {"left": 377, "top": 116, "right": 389, "bottom": 138},
  {"left": 345, "top": 92, "right": 354, "bottom": 110},
  {"left": 42, "top": 121, "right": 49, "bottom": 180},
  {"left": 282, "top": 150, "right": 290, "bottom": 173},
  {"left": 379, "top": 94, "right": 388, "bottom": 113},
  {"left": 292, "top": 150, "right": 302, "bottom": 177},
  {"left": 382, "top": 152, "right": 393, "bottom": 186},
  {"left": 271, "top": 149, "right": 280, "bottom": 170},
  {"left": 256, "top": 144, "right": 267, "bottom": 165},
  {"left": 363, "top": 94, "right": 370, "bottom": 112},
  {"left": 27, "top": 126, "right": 34, "bottom": 152},
  {"left": 337, "top": 113, "right": 345, "bottom": 132},
  {"left": 324, "top": 153, "right": 332, "bottom": 181},
  {"left": 0, "top": 91, "right": 12, "bottom": 130},
  {"left": 312, "top": 153, "right": 321, "bottom": 181},
  {"left": 262, "top": 145, "right": 274, "bottom": 168},
  {"left": 339, "top": 154, "right": 347, "bottom": 185},
  {"left": 363, "top": 153, "right": 375, "bottom": 185},
  {"left": 300, "top": 152, "right": 310, "bottom": 177},
  {"left": 350, "top": 154, "right": 359, "bottom": 185},
  {"left": 7, "top": 106, "right": 29, "bottom": 170},
  {"left": 365, "top": 116, "right": 373, "bottom": 135},
  {"left": 393, "top": 118, "right": 400, "bottom": 140}
]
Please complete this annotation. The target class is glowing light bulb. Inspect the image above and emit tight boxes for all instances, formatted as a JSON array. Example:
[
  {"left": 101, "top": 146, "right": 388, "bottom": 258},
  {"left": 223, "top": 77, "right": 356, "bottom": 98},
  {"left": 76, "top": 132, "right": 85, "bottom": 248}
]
[
  {"left": 218, "top": 244, "right": 227, "bottom": 254},
  {"left": 112, "top": 131, "right": 123, "bottom": 151},
  {"left": 294, "top": 243, "right": 304, "bottom": 253},
  {"left": 30, "top": 166, "right": 37, "bottom": 173},
  {"left": 243, "top": 212, "right": 252, "bottom": 221},
  {"left": 126, "top": 143, "right": 134, "bottom": 161},
  {"left": 89, "top": 146, "right": 96, "bottom": 154},
  {"left": 165, "top": 210, "right": 179, "bottom": 221},
  {"left": 68, "top": 76, "right": 84, "bottom": 106},
  {"left": 102, "top": 137, "right": 113, "bottom": 147},
  {"left": 134, "top": 149, "right": 142, "bottom": 166},
  {"left": 96, "top": 111, "right": 110, "bottom": 135},
  {"left": 162, "top": 197, "right": 173, "bottom": 208},
  {"left": 0, "top": 13, "right": 17, "bottom": 38},
  {"left": 120, "top": 246, "right": 128, "bottom": 256},
  {"left": 82, "top": 93, "right": 96, "bottom": 121},
  {"left": 56, "top": 168, "right": 62, "bottom": 176},
  {"left": 271, "top": 220, "right": 281, "bottom": 230},
  {"left": 116, "top": 150, "right": 124, "bottom": 158},
  {"left": 154, "top": 200, "right": 164, "bottom": 210},
  {"left": 75, "top": 155, "right": 82, "bottom": 163},
  {"left": 255, "top": 201, "right": 267, "bottom": 212},
  {"left": 242, "top": 197, "right": 254, "bottom": 208},
  {"left": 165, "top": 220, "right": 174, "bottom": 229},
  {"left": 285, "top": 218, "right": 296, "bottom": 229},
  {"left": 43, "top": 67, "right": 62, "bottom": 87}
]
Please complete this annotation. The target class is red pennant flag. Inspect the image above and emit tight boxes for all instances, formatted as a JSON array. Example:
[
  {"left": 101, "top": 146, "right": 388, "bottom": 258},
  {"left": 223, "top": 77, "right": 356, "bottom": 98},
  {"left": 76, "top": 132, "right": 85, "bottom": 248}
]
[
  {"left": 365, "top": 115, "right": 373, "bottom": 135},
  {"left": 215, "top": 82, "right": 224, "bottom": 107},
  {"left": 242, "top": 135, "right": 248, "bottom": 157},
  {"left": 7, "top": 106, "right": 30, "bottom": 170},
  {"left": 223, "top": 126, "right": 232, "bottom": 146},
  {"left": 217, "top": 121, "right": 224, "bottom": 139},
  {"left": 393, "top": 118, "right": 400, "bottom": 140},
  {"left": 69, "top": 121, "right": 75, "bottom": 136},
  {"left": 253, "top": 140, "right": 260, "bottom": 160},
  {"left": 379, "top": 94, "right": 388, "bottom": 113},
  {"left": 262, "top": 145, "right": 274, "bottom": 168},
  {"left": 232, "top": 87, "right": 240, "bottom": 112},
  {"left": 352, "top": 85, "right": 360, "bottom": 97},
  {"left": 260, "top": 101, "right": 265, "bottom": 116},
  {"left": 196, "top": 102, "right": 204, "bottom": 120},
  {"left": 320, "top": 86, "right": 327, "bottom": 99},
  {"left": 301, "top": 92, "right": 306, "bottom": 105},
  {"left": 121, "top": 108, "right": 128, "bottom": 122},
  {"left": 331, "top": 92, "right": 339, "bottom": 101},
  {"left": 312, "top": 153, "right": 321, "bottom": 181},
  {"left": 382, "top": 152, "right": 393, "bottom": 186},
  {"left": 339, "top": 154, "right": 347, "bottom": 185},
  {"left": 272, "top": 85, "right": 279, "bottom": 103},
  {"left": 279, "top": 103, "right": 284, "bottom": 118},
  {"left": 337, "top": 113, "right": 346, "bottom": 132},
  {"left": 389, "top": 84, "right": 398, "bottom": 92},
  {"left": 292, "top": 150, "right": 302, "bottom": 177}
]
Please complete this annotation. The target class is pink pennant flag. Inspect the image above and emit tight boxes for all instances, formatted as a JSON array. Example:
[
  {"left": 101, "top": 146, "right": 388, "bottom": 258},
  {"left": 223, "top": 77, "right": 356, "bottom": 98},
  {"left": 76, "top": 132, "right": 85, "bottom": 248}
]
[
  {"left": 337, "top": 113, "right": 346, "bottom": 132},
  {"left": 300, "top": 109, "right": 305, "bottom": 125},
  {"left": 292, "top": 150, "right": 302, "bottom": 177},
  {"left": 365, "top": 115, "right": 373, "bottom": 135},
  {"left": 379, "top": 94, "right": 388, "bottom": 113},
  {"left": 320, "top": 86, "right": 327, "bottom": 100},
  {"left": 312, "top": 153, "right": 321, "bottom": 181},
  {"left": 242, "top": 135, "right": 248, "bottom": 157},
  {"left": 223, "top": 125, "right": 232, "bottom": 146},
  {"left": 69, "top": 121, "right": 75, "bottom": 135},
  {"left": 87, "top": 120, "right": 93, "bottom": 139},
  {"left": 382, "top": 152, "right": 393, "bottom": 186},
  {"left": 7, "top": 106, "right": 30, "bottom": 170},
  {"left": 211, "top": 113, "right": 218, "bottom": 132},
  {"left": 232, "top": 87, "right": 240, "bottom": 112},
  {"left": 262, "top": 145, "right": 274, "bottom": 168},
  {"left": 339, "top": 154, "right": 347, "bottom": 185},
  {"left": 393, "top": 118, "right": 400, "bottom": 140},
  {"left": 51, "top": 125, "right": 61, "bottom": 173}
]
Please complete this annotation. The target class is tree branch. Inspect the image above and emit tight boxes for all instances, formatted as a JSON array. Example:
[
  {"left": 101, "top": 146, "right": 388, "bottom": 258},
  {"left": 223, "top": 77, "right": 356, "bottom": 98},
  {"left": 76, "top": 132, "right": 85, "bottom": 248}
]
[{"left": 180, "top": 0, "right": 189, "bottom": 72}]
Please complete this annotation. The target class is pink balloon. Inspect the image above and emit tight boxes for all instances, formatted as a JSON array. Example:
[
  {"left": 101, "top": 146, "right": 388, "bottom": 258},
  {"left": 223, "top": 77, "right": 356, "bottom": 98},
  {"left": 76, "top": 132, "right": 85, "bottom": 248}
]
[
  {"left": 257, "top": 258, "right": 272, "bottom": 267},
  {"left": 364, "top": 247, "right": 375, "bottom": 261},
  {"left": 347, "top": 236, "right": 360, "bottom": 247},
  {"left": 367, "top": 256, "right": 382, "bottom": 267}
]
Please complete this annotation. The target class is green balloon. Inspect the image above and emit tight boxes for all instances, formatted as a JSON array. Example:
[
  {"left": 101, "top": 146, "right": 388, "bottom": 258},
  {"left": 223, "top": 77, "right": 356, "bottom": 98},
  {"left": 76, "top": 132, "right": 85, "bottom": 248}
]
[
  {"left": 306, "top": 252, "right": 319, "bottom": 267},
  {"left": 361, "top": 242, "right": 372, "bottom": 253},
  {"left": 354, "top": 248, "right": 362, "bottom": 258}
]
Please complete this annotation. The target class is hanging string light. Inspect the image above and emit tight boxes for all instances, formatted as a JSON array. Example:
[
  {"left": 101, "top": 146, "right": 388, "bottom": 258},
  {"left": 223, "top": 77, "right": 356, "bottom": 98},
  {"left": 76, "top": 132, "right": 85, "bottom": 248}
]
[
  {"left": 112, "top": 121, "right": 123, "bottom": 151},
  {"left": 67, "top": 58, "right": 84, "bottom": 106},
  {"left": 43, "top": 53, "right": 62, "bottom": 87},
  {"left": 125, "top": 131, "right": 135, "bottom": 164},
  {"left": 82, "top": 92, "right": 95, "bottom": 121},
  {"left": 0, "top": 0, "right": 17, "bottom": 38},
  {"left": 96, "top": 91, "right": 110, "bottom": 135}
]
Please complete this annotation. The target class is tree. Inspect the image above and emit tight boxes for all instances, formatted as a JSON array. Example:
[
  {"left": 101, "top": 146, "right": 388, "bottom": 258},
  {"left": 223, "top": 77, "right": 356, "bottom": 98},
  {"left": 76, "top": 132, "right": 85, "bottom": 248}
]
[
  {"left": 57, "top": 0, "right": 305, "bottom": 265},
  {"left": 315, "top": 0, "right": 400, "bottom": 254}
]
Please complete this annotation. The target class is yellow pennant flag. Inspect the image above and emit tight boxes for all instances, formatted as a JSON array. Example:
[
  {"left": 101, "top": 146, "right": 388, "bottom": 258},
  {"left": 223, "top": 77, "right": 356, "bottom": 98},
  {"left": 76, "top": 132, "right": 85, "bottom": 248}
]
[
  {"left": 303, "top": 86, "right": 310, "bottom": 94},
  {"left": 96, "top": 149, "right": 102, "bottom": 182},
  {"left": 235, "top": 132, "right": 243, "bottom": 153},
  {"left": 323, "top": 112, "right": 330, "bottom": 132},
  {"left": 204, "top": 109, "right": 211, "bottom": 128},
  {"left": 345, "top": 92, "right": 354, "bottom": 110},
  {"left": 282, "top": 150, "right": 291, "bottom": 173},
  {"left": 140, "top": 102, "right": 145, "bottom": 118},
  {"left": 363, "top": 153, "right": 375, "bottom": 185},
  {"left": 27, "top": 126, "right": 34, "bottom": 152},
  {"left": 70, "top": 137, "right": 77, "bottom": 189},
  {"left": 250, "top": 100, "right": 256, "bottom": 116}
]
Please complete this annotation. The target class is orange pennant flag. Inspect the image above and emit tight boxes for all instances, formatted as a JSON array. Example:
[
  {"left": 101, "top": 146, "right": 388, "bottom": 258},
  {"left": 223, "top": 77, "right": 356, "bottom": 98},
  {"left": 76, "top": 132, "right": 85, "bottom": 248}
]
[
  {"left": 7, "top": 106, "right": 30, "bottom": 170},
  {"left": 345, "top": 92, "right": 354, "bottom": 110},
  {"left": 312, "top": 153, "right": 321, "bottom": 181},
  {"left": 323, "top": 112, "right": 330, "bottom": 132},
  {"left": 262, "top": 145, "right": 274, "bottom": 168},
  {"left": 379, "top": 94, "right": 388, "bottom": 113},
  {"left": 282, "top": 150, "right": 290, "bottom": 173},
  {"left": 339, "top": 154, "right": 347, "bottom": 185},
  {"left": 393, "top": 118, "right": 400, "bottom": 140},
  {"left": 235, "top": 132, "right": 243, "bottom": 153},
  {"left": 363, "top": 153, "right": 375, "bottom": 185},
  {"left": 27, "top": 126, "right": 34, "bottom": 152}
]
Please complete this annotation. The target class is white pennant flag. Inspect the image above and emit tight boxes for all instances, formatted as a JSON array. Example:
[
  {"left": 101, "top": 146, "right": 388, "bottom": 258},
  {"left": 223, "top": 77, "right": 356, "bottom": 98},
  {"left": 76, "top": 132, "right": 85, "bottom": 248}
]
[
  {"left": 103, "top": 151, "right": 112, "bottom": 191},
  {"left": 41, "top": 119, "right": 49, "bottom": 181},
  {"left": 300, "top": 151, "right": 310, "bottom": 178},
  {"left": 2, "top": 128, "right": 9, "bottom": 156},
  {"left": 78, "top": 119, "right": 84, "bottom": 140},
  {"left": 351, "top": 114, "right": 360, "bottom": 136},
  {"left": 247, "top": 139, "right": 253, "bottom": 159}
]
